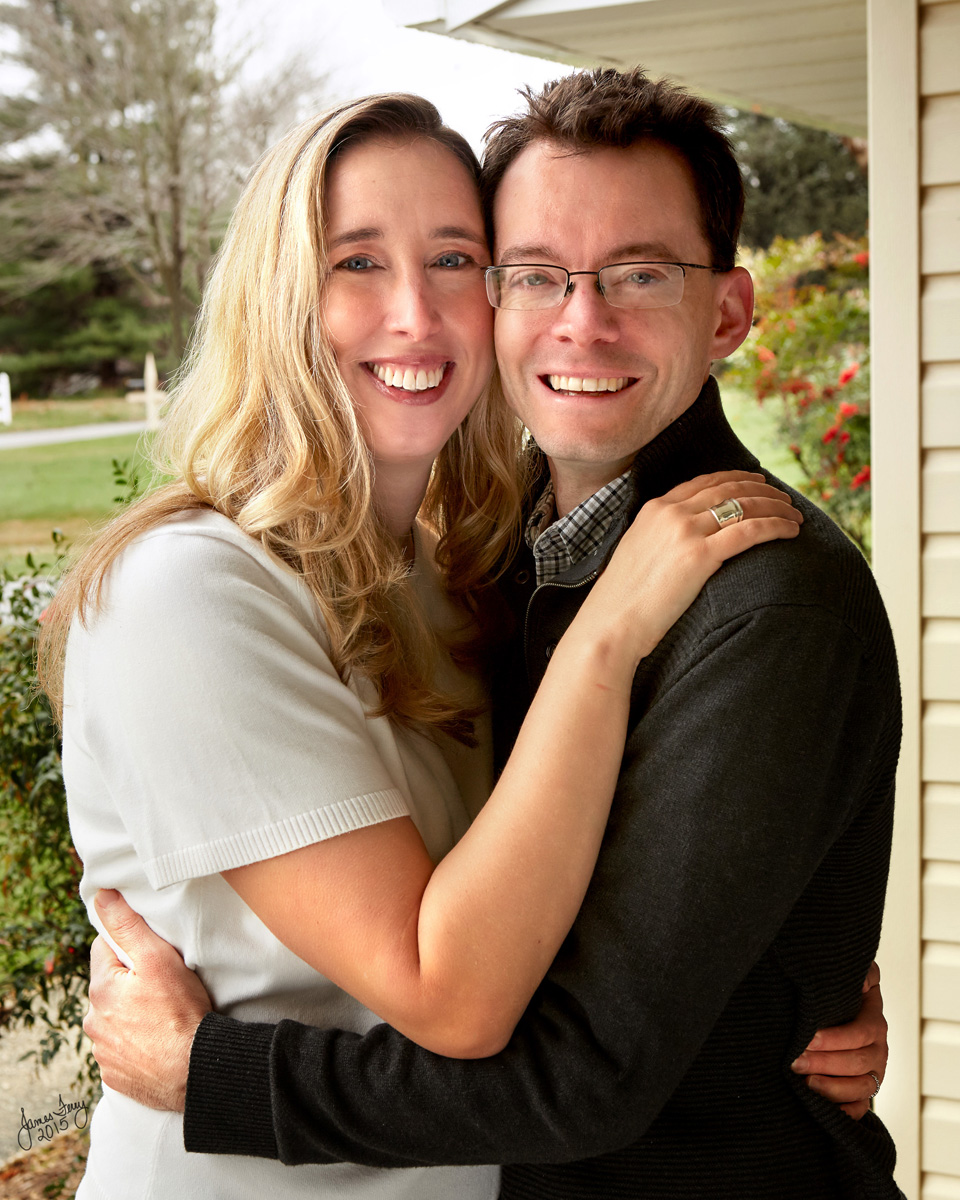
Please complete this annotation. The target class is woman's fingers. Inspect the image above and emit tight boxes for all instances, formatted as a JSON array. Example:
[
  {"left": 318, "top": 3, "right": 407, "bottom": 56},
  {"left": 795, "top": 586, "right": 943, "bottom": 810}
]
[
  {"left": 702, "top": 495, "right": 801, "bottom": 525},
  {"left": 662, "top": 470, "right": 767, "bottom": 504},
  {"left": 693, "top": 480, "right": 796, "bottom": 513}
]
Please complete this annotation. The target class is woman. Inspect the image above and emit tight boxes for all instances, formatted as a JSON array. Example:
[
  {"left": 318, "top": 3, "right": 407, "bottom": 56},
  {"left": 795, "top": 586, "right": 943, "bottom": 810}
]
[{"left": 42, "top": 95, "right": 804, "bottom": 1197}]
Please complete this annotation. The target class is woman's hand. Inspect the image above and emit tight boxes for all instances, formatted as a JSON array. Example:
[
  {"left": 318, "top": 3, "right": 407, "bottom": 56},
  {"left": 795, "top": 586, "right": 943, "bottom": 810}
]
[{"left": 575, "top": 470, "right": 803, "bottom": 676}]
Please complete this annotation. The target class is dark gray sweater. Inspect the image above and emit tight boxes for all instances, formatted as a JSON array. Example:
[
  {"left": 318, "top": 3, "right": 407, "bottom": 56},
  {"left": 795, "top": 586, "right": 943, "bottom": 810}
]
[{"left": 185, "top": 380, "right": 903, "bottom": 1199}]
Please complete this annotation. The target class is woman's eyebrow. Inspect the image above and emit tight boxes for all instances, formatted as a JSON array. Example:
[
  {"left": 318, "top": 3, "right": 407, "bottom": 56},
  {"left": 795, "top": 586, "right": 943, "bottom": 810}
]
[
  {"left": 329, "top": 227, "right": 383, "bottom": 248},
  {"left": 329, "top": 226, "right": 486, "bottom": 248},
  {"left": 431, "top": 225, "right": 487, "bottom": 246}
]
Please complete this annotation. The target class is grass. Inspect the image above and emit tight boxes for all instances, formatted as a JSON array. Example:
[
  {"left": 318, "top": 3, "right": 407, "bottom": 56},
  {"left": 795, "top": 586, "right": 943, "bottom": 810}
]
[
  {"left": 0, "top": 387, "right": 803, "bottom": 573},
  {"left": 0, "top": 397, "right": 147, "bottom": 433},
  {"left": 0, "top": 434, "right": 153, "bottom": 573},
  {"left": 720, "top": 385, "right": 805, "bottom": 489}
]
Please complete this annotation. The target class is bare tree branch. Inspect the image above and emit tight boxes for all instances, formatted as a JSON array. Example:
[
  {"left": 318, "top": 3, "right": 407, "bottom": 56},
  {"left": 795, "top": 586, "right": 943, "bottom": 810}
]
[{"left": 0, "top": 0, "right": 326, "bottom": 360}]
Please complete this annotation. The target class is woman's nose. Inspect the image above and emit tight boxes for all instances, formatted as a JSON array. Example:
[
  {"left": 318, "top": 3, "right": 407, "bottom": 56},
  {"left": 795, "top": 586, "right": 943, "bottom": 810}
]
[{"left": 384, "top": 272, "right": 442, "bottom": 340}]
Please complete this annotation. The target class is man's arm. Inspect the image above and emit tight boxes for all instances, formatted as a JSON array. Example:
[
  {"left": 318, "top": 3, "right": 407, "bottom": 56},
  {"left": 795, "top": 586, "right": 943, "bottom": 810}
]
[{"left": 87, "top": 600, "right": 895, "bottom": 1166}]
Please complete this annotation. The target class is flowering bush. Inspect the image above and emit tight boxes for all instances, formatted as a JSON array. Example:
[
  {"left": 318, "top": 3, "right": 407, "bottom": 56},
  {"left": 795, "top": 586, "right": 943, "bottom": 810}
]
[{"left": 726, "top": 233, "right": 871, "bottom": 556}]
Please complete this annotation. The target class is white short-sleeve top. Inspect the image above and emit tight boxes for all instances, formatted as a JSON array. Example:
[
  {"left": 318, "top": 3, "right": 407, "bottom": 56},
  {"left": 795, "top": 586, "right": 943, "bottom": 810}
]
[{"left": 63, "top": 509, "right": 497, "bottom": 1200}]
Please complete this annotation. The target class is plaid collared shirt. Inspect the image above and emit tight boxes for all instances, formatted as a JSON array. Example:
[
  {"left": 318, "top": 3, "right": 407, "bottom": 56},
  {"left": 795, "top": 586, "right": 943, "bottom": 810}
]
[{"left": 524, "top": 470, "right": 633, "bottom": 586}]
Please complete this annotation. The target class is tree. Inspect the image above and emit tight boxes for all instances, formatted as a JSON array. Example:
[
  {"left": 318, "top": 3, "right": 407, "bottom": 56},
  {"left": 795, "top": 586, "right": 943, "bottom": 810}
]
[
  {"left": 0, "top": 258, "right": 162, "bottom": 393},
  {"left": 728, "top": 110, "right": 868, "bottom": 250},
  {"left": 0, "top": 0, "right": 319, "bottom": 363}
]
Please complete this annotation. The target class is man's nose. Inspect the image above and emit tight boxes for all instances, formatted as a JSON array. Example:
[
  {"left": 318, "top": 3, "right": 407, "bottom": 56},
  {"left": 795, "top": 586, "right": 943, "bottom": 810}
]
[
  {"left": 549, "top": 279, "right": 621, "bottom": 345},
  {"left": 384, "top": 271, "right": 443, "bottom": 341}
]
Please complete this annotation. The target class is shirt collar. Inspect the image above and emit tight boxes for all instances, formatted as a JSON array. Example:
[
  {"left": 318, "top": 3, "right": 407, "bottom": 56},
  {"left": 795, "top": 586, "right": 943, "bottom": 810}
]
[{"left": 525, "top": 471, "right": 633, "bottom": 586}]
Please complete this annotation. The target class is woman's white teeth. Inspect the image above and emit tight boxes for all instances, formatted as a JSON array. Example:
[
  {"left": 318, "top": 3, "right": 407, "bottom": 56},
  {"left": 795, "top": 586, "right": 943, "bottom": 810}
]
[
  {"left": 371, "top": 363, "right": 446, "bottom": 391},
  {"left": 547, "top": 376, "right": 629, "bottom": 393}
]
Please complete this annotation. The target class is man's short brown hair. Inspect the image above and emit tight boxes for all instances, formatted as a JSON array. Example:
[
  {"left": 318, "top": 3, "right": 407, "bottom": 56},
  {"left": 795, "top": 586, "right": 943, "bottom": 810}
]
[{"left": 481, "top": 67, "right": 744, "bottom": 271}]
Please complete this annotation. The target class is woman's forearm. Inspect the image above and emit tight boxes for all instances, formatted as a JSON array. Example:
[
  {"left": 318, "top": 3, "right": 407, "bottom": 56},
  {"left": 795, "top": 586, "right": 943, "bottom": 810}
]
[{"left": 225, "top": 471, "right": 801, "bottom": 1056}]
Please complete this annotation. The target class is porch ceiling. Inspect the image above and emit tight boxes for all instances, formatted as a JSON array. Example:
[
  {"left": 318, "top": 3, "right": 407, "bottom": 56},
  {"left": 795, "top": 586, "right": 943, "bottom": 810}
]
[{"left": 385, "top": 0, "right": 868, "bottom": 136}]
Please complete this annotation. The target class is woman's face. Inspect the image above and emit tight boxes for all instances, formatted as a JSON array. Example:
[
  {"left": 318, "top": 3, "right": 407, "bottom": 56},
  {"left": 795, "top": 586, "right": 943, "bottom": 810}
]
[{"left": 323, "top": 135, "right": 493, "bottom": 475}]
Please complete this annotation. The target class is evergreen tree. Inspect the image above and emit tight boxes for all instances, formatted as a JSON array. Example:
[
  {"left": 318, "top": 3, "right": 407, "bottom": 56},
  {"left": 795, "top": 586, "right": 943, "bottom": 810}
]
[{"left": 728, "top": 110, "right": 868, "bottom": 250}]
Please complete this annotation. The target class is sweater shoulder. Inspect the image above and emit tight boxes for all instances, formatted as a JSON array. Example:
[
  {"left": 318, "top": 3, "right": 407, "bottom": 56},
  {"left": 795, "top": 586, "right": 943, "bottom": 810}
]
[{"left": 701, "top": 487, "right": 891, "bottom": 657}]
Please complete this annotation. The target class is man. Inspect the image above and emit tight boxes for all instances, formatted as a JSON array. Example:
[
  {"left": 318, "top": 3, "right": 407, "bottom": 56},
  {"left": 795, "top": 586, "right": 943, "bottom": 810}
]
[{"left": 86, "top": 69, "right": 900, "bottom": 1197}]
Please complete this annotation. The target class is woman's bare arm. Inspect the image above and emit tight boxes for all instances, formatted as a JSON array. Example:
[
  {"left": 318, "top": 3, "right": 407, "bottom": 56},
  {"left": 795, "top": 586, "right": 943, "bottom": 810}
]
[{"left": 224, "top": 471, "right": 802, "bottom": 1057}]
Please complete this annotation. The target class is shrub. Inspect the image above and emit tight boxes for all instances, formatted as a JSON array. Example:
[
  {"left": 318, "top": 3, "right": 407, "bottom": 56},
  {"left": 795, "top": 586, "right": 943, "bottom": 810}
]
[
  {"left": 0, "top": 536, "right": 99, "bottom": 1096},
  {"left": 725, "top": 233, "right": 871, "bottom": 556},
  {"left": 1, "top": 460, "right": 144, "bottom": 1094}
]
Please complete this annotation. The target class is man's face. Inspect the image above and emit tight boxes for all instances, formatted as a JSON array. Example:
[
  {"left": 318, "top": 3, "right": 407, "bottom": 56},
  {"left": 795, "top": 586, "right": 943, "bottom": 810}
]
[{"left": 492, "top": 139, "right": 753, "bottom": 503}]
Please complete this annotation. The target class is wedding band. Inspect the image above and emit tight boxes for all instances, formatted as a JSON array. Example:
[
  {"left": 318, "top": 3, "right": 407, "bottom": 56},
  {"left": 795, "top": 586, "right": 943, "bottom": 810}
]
[
  {"left": 868, "top": 1070, "right": 881, "bottom": 1098},
  {"left": 709, "top": 498, "right": 744, "bottom": 528}
]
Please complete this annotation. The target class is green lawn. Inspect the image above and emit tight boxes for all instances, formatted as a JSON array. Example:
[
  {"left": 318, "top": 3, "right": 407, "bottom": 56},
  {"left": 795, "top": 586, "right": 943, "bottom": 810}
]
[
  {"left": 0, "top": 388, "right": 802, "bottom": 574},
  {"left": 0, "top": 397, "right": 146, "bottom": 432},
  {"left": 0, "top": 434, "right": 153, "bottom": 573},
  {"left": 720, "top": 386, "right": 804, "bottom": 489}
]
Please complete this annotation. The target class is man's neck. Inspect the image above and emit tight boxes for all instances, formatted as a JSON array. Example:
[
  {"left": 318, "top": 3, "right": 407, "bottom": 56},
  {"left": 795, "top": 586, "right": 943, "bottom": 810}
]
[{"left": 548, "top": 457, "right": 637, "bottom": 518}]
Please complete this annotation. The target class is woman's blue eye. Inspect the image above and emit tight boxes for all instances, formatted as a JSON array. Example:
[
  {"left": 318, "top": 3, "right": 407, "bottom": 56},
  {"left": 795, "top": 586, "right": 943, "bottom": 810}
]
[
  {"left": 435, "top": 252, "right": 472, "bottom": 269},
  {"left": 339, "top": 256, "right": 376, "bottom": 271}
]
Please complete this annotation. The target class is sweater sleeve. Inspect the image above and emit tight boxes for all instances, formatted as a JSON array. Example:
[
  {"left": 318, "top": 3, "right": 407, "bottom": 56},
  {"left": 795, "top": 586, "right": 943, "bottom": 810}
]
[{"left": 184, "top": 601, "right": 893, "bottom": 1166}]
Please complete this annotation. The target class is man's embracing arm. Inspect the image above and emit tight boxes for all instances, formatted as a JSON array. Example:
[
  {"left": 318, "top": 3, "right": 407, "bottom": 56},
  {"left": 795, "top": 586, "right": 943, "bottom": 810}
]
[{"left": 87, "top": 601, "right": 894, "bottom": 1167}]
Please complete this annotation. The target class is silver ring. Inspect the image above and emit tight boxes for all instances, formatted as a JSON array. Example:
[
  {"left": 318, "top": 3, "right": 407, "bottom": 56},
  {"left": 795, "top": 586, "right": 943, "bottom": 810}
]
[
  {"left": 868, "top": 1070, "right": 881, "bottom": 1098},
  {"left": 709, "top": 497, "right": 744, "bottom": 528}
]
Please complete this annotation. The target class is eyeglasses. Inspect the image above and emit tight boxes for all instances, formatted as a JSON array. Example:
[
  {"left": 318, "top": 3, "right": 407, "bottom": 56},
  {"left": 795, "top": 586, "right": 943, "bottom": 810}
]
[{"left": 484, "top": 261, "right": 722, "bottom": 311}]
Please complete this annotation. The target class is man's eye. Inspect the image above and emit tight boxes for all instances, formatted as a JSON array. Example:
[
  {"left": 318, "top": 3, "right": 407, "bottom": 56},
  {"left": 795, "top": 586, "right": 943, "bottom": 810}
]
[
  {"left": 434, "top": 252, "right": 473, "bottom": 269},
  {"left": 338, "top": 256, "right": 376, "bottom": 272},
  {"left": 617, "top": 265, "right": 672, "bottom": 288},
  {"left": 510, "top": 271, "right": 550, "bottom": 289}
]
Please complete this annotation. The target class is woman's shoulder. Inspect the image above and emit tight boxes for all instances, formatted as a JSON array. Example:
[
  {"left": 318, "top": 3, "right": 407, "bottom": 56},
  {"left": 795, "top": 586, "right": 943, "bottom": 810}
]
[{"left": 93, "top": 508, "right": 320, "bottom": 638}]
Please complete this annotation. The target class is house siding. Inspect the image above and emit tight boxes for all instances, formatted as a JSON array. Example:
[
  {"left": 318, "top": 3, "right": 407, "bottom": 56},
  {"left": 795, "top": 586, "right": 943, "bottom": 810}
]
[{"left": 920, "top": 0, "right": 960, "bottom": 1192}]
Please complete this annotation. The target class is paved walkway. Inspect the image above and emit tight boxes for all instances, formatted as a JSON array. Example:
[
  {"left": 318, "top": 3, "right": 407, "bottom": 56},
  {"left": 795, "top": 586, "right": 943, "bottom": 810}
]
[{"left": 0, "top": 422, "right": 149, "bottom": 451}]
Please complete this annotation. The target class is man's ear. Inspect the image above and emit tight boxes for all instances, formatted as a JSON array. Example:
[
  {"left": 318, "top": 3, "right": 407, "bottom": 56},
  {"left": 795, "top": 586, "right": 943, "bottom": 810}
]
[{"left": 710, "top": 267, "right": 754, "bottom": 361}]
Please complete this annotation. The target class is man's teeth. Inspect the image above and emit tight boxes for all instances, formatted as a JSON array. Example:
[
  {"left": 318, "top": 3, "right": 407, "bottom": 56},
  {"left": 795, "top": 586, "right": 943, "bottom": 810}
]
[
  {"left": 547, "top": 376, "right": 629, "bottom": 393},
  {"left": 370, "top": 363, "right": 446, "bottom": 392}
]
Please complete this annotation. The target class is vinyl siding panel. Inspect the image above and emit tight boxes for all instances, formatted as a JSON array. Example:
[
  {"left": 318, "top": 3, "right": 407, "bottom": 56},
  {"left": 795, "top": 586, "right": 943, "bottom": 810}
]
[
  {"left": 921, "top": 187, "right": 960, "bottom": 276},
  {"left": 924, "top": 1173, "right": 960, "bottom": 1199},
  {"left": 923, "top": 620, "right": 960, "bottom": 699},
  {"left": 923, "top": 942, "right": 960, "bottom": 1022},
  {"left": 923, "top": 277, "right": 960, "bottom": 361},
  {"left": 924, "top": 785, "right": 960, "bottom": 861},
  {"left": 921, "top": 95, "right": 960, "bottom": 186},
  {"left": 923, "top": 450, "right": 960, "bottom": 532},
  {"left": 920, "top": 18, "right": 960, "bottom": 1184},
  {"left": 923, "top": 536, "right": 960, "bottom": 616},
  {"left": 922, "top": 364, "right": 960, "bottom": 448},
  {"left": 924, "top": 1099, "right": 960, "bottom": 1175}
]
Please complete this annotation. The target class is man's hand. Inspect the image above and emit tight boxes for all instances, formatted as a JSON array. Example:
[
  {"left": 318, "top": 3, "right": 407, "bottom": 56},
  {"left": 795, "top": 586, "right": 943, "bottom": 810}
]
[
  {"left": 84, "top": 889, "right": 212, "bottom": 1112},
  {"left": 791, "top": 961, "right": 887, "bottom": 1119}
]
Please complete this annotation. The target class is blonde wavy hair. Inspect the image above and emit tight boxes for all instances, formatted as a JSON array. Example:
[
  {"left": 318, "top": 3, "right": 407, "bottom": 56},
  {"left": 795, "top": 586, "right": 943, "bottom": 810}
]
[{"left": 39, "top": 94, "right": 530, "bottom": 742}]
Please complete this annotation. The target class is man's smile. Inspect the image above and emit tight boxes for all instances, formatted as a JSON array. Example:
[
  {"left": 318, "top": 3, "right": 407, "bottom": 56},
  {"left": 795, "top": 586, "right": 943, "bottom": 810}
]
[{"left": 542, "top": 374, "right": 635, "bottom": 395}]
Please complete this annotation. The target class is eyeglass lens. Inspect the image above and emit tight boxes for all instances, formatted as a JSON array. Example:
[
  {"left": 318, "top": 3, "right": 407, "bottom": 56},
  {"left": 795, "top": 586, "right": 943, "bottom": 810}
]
[{"left": 485, "top": 262, "right": 686, "bottom": 310}]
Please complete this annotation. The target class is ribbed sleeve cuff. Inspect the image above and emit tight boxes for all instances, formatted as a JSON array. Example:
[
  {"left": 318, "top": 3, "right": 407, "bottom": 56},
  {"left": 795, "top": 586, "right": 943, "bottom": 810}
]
[{"left": 184, "top": 1011, "right": 280, "bottom": 1160}]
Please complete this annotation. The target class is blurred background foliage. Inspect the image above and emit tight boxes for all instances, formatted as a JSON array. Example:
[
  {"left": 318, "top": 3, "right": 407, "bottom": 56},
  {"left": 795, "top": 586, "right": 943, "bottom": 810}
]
[{"left": 726, "top": 234, "right": 871, "bottom": 556}]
